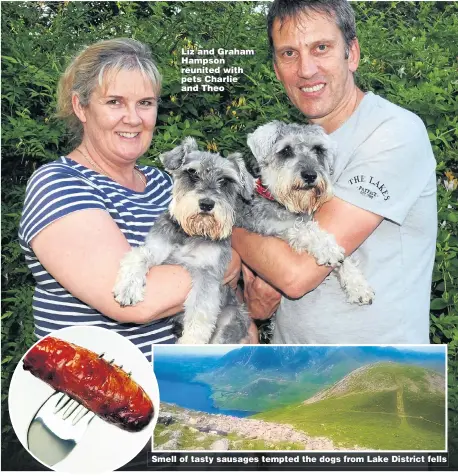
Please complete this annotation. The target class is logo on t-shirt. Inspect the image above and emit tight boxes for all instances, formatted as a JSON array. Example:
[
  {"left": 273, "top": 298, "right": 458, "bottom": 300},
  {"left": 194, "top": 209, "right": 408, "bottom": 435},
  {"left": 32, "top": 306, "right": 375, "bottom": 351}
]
[{"left": 348, "top": 175, "right": 390, "bottom": 201}]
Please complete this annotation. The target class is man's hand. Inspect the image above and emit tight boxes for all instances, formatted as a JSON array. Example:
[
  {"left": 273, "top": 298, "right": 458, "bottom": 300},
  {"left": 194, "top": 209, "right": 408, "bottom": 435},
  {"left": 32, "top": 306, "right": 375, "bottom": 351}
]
[
  {"left": 223, "top": 249, "right": 242, "bottom": 290},
  {"left": 239, "top": 320, "right": 259, "bottom": 344},
  {"left": 242, "top": 264, "right": 282, "bottom": 320}
]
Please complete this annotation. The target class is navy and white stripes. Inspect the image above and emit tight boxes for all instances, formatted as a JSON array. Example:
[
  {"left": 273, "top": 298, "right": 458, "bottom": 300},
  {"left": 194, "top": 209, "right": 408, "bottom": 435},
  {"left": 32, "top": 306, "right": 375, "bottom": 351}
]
[{"left": 19, "top": 157, "right": 176, "bottom": 358}]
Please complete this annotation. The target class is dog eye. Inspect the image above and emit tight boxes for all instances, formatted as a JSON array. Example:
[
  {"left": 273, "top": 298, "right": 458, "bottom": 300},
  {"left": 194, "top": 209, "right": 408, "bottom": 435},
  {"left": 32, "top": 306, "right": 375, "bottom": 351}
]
[
  {"left": 217, "top": 177, "right": 234, "bottom": 187},
  {"left": 186, "top": 168, "right": 199, "bottom": 182},
  {"left": 312, "top": 144, "right": 326, "bottom": 163},
  {"left": 278, "top": 145, "right": 294, "bottom": 158}
]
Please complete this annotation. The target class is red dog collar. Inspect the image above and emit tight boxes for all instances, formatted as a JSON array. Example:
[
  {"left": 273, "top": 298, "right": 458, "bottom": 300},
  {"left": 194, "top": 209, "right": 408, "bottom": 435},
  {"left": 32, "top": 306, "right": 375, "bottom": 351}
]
[{"left": 255, "top": 178, "right": 275, "bottom": 201}]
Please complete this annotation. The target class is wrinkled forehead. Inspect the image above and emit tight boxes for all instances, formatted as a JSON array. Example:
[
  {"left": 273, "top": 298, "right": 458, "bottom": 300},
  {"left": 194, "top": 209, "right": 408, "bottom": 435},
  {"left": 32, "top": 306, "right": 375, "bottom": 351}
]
[
  {"left": 273, "top": 133, "right": 324, "bottom": 152},
  {"left": 183, "top": 152, "right": 239, "bottom": 180}
]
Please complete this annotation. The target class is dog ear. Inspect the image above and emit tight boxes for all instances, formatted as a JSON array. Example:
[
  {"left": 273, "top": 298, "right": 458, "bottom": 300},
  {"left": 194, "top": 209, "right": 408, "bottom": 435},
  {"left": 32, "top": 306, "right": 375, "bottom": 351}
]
[
  {"left": 159, "top": 137, "right": 199, "bottom": 172},
  {"left": 227, "top": 153, "right": 255, "bottom": 201},
  {"left": 247, "top": 121, "right": 285, "bottom": 163}
]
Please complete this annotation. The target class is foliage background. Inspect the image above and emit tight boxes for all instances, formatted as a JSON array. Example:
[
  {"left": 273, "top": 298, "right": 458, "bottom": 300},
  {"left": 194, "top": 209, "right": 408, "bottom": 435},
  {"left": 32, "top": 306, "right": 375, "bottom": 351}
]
[{"left": 1, "top": 1, "right": 457, "bottom": 470}]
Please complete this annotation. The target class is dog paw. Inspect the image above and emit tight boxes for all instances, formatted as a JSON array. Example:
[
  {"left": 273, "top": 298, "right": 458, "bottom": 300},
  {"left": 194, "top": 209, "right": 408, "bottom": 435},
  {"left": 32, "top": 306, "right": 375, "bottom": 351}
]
[
  {"left": 287, "top": 221, "right": 345, "bottom": 267},
  {"left": 315, "top": 245, "right": 345, "bottom": 267},
  {"left": 286, "top": 227, "right": 307, "bottom": 253},
  {"left": 346, "top": 284, "right": 375, "bottom": 306},
  {"left": 112, "top": 276, "right": 146, "bottom": 307}
]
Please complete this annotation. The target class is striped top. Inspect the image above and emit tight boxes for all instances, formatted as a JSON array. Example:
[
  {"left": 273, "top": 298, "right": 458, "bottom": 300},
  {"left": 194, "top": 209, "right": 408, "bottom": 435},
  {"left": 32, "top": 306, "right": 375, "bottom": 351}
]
[{"left": 19, "top": 157, "right": 176, "bottom": 359}]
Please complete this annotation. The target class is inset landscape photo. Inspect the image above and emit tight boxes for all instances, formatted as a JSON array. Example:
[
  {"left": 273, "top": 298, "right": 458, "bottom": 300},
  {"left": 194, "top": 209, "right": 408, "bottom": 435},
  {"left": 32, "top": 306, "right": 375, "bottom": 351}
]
[{"left": 152, "top": 345, "right": 446, "bottom": 451}]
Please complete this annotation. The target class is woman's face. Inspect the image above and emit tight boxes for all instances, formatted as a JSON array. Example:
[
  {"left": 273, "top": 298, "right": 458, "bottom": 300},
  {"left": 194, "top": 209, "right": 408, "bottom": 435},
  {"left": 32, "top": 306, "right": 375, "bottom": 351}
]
[{"left": 76, "top": 68, "right": 159, "bottom": 163}]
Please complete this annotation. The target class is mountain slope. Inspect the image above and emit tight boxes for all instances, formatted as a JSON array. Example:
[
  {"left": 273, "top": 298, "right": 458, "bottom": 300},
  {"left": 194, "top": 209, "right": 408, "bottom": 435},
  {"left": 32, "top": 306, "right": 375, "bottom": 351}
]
[
  {"left": 254, "top": 362, "right": 445, "bottom": 450},
  {"left": 192, "top": 347, "right": 445, "bottom": 412}
]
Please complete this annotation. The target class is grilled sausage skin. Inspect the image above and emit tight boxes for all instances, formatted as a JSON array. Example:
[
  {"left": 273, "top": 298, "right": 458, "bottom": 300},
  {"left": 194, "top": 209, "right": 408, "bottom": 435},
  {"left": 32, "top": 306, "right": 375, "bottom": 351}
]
[{"left": 23, "top": 336, "right": 154, "bottom": 432}]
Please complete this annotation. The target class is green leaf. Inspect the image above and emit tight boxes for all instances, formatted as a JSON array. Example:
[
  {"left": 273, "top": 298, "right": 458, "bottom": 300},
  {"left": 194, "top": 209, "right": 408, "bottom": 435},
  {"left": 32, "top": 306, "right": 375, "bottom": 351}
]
[
  {"left": 1, "top": 55, "right": 19, "bottom": 64},
  {"left": 447, "top": 212, "right": 458, "bottom": 223},
  {"left": 185, "top": 105, "right": 199, "bottom": 117},
  {"left": 430, "top": 298, "right": 448, "bottom": 310},
  {"left": 183, "top": 129, "right": 205, "bottom": 138}
]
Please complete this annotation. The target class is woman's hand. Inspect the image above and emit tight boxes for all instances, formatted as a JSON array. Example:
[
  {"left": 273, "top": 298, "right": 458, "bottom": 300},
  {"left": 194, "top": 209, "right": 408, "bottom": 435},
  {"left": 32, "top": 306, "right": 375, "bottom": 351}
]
[
  {"left": 241, "top": 264, "right": 282, "bottom": 320},
  {"left": 222, "top": 249, "right": 242, "bottom": 290}
]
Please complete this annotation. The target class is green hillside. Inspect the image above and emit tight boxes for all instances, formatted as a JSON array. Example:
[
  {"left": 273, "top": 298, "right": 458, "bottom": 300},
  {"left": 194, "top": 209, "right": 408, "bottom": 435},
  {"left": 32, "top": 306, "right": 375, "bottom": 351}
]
[{"left": 253, "top": 363, "right": 445, "bottom": 450}]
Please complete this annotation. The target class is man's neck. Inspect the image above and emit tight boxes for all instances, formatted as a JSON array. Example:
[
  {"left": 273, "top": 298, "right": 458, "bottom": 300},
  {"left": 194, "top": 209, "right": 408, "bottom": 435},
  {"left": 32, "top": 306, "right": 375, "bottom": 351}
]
[{"left": 311, "top": 87, "right": 365, "bottom": 134}]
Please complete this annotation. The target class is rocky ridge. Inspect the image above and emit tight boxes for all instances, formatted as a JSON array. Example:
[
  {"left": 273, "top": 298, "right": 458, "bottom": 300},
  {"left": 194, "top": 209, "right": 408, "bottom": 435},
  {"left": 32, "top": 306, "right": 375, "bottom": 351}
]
[{"left": 154, "top": 403, "right": 370, "bottom": 451}]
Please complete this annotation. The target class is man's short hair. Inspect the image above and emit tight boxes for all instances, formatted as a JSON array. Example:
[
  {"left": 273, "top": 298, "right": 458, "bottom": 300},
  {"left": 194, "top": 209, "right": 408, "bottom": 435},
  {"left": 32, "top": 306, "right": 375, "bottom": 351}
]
[{"left": 267, "top": 0, "right": 357, "bottom": 59}]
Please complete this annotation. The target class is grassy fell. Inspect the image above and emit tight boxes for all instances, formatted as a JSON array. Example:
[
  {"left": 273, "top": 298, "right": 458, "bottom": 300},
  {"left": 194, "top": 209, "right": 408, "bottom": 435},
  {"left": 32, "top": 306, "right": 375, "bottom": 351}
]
[{"left": 253, "top": 363, "right": 445, "bottom": 450}]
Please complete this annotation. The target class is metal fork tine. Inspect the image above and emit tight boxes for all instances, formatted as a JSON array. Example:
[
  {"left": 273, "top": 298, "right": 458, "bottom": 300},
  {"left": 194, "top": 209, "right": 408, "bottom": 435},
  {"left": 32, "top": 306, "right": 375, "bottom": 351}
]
[
  {"left": 79, "top": 410, "right": 96, "bottom": 426},
  {"left": 71, "top": 405, "right": 87, "bottom": 424},
  {"left": 61, "top": 399, "right": 80, "bottom": 419},
  {"left": 54, "top": 393, "right": 71, "bottom": 413}
]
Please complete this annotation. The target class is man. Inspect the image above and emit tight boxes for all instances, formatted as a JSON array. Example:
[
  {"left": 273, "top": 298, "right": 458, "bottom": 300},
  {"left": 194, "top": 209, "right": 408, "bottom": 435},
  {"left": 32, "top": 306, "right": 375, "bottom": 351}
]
[{"left": 232, "top": 0, "right": 437, "bottom": 344}]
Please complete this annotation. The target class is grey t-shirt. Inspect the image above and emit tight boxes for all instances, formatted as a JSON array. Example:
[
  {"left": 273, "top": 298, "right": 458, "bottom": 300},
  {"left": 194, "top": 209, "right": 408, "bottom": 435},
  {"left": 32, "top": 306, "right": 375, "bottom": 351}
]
[{"left": 273, "top": 92, "right": 437, "bottom": 344}]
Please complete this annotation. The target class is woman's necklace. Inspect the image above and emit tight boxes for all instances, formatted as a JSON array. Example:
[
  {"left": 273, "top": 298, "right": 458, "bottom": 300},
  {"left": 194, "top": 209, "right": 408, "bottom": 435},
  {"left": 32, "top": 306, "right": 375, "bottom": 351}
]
[{"left": 75, "top": 147, "right": 147, "bottom": 187}]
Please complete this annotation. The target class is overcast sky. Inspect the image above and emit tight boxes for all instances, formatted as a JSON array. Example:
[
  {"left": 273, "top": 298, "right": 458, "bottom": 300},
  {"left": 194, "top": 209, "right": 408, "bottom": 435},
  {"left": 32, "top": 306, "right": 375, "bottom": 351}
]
[
  {"left": 393, "top": 345, "right": 447, "bottom": 354},
  {"left": 154, "top": 344, "right": 244, "bottom": 357},
  {"left": 153, "top": 344, "right": 447, "bottom": 358}
]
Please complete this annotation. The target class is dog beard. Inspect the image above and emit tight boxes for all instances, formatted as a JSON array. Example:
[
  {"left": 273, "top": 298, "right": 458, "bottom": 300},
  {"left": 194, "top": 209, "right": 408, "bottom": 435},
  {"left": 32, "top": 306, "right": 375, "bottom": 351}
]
[
  {"left": 170, "top": 192, "right": 234, "bottom": 240},
  {"left": 181, "top": 213, "right": 232, "bottom": 240},
  {"left": 275, "top": 177, "right": 332, "bottom": 214}
]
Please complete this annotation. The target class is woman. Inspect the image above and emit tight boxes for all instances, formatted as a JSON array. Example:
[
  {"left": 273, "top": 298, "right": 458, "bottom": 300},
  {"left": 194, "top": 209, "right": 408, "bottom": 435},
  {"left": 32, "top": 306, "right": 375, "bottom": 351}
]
[{"left": 18, "top": 38, "right": 243, "bottom": 359}]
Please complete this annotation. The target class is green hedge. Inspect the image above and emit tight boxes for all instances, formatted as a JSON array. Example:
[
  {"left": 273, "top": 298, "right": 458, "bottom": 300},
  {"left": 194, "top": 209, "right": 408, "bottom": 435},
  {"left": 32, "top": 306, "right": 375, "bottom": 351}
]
[{"left": 1, "top": 1, "right": 457, "bottom": 469}]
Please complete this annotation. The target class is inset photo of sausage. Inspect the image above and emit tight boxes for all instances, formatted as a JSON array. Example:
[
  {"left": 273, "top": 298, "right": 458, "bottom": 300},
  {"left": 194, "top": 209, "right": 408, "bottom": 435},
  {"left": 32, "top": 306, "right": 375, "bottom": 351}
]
[{"left": 8, "top": 326, "right": 159, "bottom": 473}]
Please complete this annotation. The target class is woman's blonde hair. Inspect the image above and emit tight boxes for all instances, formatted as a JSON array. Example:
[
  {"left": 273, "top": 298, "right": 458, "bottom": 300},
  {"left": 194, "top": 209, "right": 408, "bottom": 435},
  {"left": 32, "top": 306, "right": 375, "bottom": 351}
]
[{"left": 57, "top": 38, "right": 162, "bottom": 141}]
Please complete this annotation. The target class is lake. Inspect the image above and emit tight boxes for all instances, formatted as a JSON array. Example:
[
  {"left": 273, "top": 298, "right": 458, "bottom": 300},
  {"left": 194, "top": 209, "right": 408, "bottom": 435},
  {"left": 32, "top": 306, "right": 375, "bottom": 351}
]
[{"left": 157, "top": 379, "right": 256, "bottom": 418}]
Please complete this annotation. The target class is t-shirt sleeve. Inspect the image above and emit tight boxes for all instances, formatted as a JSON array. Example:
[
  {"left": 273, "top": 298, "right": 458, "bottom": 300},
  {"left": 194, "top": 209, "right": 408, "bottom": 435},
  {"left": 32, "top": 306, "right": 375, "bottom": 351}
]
[
  {"left": 332, "top": 114, "right": 436, "bottom": 225},
  {"left": 19, "top": 165, "right": 107, "bottom": 245},
  {"left": 156, "top": 167, "right": 173, "bottom": 190}
]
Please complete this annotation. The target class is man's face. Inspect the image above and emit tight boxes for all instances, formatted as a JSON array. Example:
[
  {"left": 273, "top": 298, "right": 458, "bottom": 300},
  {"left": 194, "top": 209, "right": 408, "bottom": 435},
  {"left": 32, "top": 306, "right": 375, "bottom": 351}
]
[{"left": 272, "top": 11, "right": 360, "bottom": 130}]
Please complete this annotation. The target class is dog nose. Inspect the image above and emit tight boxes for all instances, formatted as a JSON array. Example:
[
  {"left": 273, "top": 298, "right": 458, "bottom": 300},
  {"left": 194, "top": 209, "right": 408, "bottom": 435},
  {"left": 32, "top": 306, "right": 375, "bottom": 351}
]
[
  {"left": 199, "top": 198, "right": 215, "bottom": 212},
  {"left": 301, "top": 171, "right": 317, "bottom": 185}
]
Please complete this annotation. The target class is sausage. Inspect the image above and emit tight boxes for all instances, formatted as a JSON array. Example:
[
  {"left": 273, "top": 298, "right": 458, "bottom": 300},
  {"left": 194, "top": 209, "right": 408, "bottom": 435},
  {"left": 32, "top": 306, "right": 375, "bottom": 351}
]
[{"left": 23, "top": 336, "right": 154, "bottom": 432}]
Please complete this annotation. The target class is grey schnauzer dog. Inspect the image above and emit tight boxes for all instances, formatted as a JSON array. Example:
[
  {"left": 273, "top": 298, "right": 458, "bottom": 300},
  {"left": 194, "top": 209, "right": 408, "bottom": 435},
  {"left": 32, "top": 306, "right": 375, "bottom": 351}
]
[
  {"left": 113, "top": 138, "right": 253, "bottom": 344},
  {"left": 237, "top": 121, "right": 374, "bottom": 305}
]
